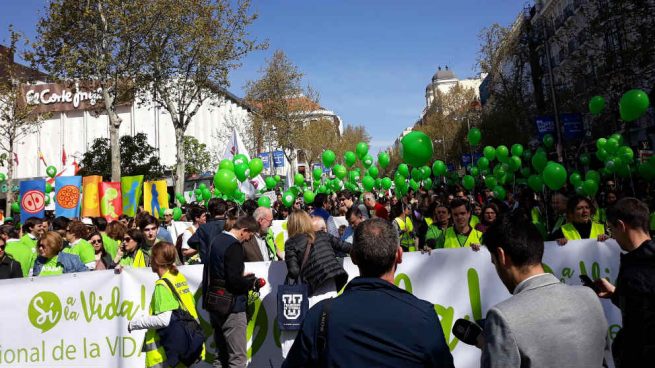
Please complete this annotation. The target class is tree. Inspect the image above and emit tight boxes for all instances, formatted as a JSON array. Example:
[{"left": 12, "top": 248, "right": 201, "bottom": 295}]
[
  {"left": 245, "top": 50, "right": 319, "bottom": 175},
  {"left": 0, "top": 28, "right": 48, "bottom": 213},
  {"left": 142, "top": 0, "right": 264, "bottom": 196},
  {"left": 79, "top": 133, "right": 165, "bottom": 180},
  {"left": 183, "top": 136, "right": 213, "bottom": 176},
  {"left": 30, "top": 0, "right": 155, "bottom": 182},
  {"left": 296, "top": 119, "right": 339, "bottom": 167},
  {"left": 333, "top": 124, "right": 371, "bottom": 161}
]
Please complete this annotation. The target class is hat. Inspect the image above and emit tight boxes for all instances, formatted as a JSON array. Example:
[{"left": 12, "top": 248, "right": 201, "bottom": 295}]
[
  {"left": 163, "top": 209, "right": 173, "bottom": 216},
  {"left": 81, "top": 218, "right": 93, "bottom": 225},
  {"left": 4, "top": 217, "right": 13, "bottom": 223}
]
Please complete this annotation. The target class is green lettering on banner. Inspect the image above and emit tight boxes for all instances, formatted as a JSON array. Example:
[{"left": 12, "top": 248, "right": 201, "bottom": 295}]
[
  {"left": 52, "top": 339, "right": 76, "bottom": 361},
  {"left": 246, "top": 296, "right": 268, "bottom": 358},
  {"left": 434, "top": 304, "right": 466, "bottom": 351},
  {"left": 80, "top": 286, "right": 145, "bottom": 322},
  {"left": 83, "top": 337, "right": 101, "bottom": 358},
  {"left": 28, "top": 291, "right": 62, "bottom": 333},
  {"left": 394, "top": 273, "right": 412, "bottom": 293},
  {"left": 542, "top": 262, "right": 554, "bottom": 275},
  {"left": 467, "top": 268, "right": 482, "bottom": 321}
]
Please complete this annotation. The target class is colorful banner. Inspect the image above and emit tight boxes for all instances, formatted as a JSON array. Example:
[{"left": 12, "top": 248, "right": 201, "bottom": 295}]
[
  {"left": 19, "top": 179, "right": 46, "bottom": 220},
  {"left": 99, "top": 182, "right": 122, "bottom": 222},
  {"left": 54, "top": 176, "right": 82, "bottom": 218},
  {"left": 81, "top": 176, "right": 102, "bottom": 217},
  {"left": 144, "top": 180, "right": 168, "bottom": 218},
  {"left": 0, "top": 240, "right": 621, "bottom": 367},
  {"left": 121, "top": 175, "right": 144, "bottom": 217}
]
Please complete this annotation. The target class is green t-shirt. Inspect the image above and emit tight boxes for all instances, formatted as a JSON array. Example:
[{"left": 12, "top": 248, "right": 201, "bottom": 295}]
[
  {"left": 38, "top": 256, "right": 64, "bottom": 277},
  {"left": 5, "top": 239, "right": 36, "bottom": 277},
  {"left": 102, "top": 233, "right": 119, "bottom": 259},
  {"left": 151, "top": 284, "right": 180, "bottom": 315},
  {"left": 62, "top": 239, "right": 95, "bottom": 265}
]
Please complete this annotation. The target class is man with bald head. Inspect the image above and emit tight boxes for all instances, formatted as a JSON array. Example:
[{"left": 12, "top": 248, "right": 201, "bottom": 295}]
[{"left": 243, "top": 207, "right": 278, "bottom": 261}]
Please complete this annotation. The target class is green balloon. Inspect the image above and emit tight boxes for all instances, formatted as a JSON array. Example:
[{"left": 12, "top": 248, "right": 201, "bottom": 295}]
[
  {"left": 344, "top": 151, "right": 357, "bottom": 167},
  {"left": 409, "top": 179, "right": 420, "bottom": 191},
  {"left": 201, "top": 187, "right": 211, "bottom": 200},
  {"left": 543, "top": 162, "right": 567, "bottom": 190},
  {"left": 462, "top": 175, "right": 475, "bottom": 190},
  {"left": 610, "top": 133, "right": 625, "bottom": 146},
  {"left": 333, "top": 165, "right": 347, "bottom": 179},
  {"left": 258, "top": 196, "right": 271, "bottom": 208},
  {"left": 596, "top": 148, "right": 609, "bottom": 162},
  {"left": 496, "top": 145, "right": 509, "bottom": 163},
  {"left": 589, "top": 95, "right": 606, "bottom": 115},
  {"left": 303, "top": 190, "right": 316, "bottom": 204},
  {"left": 362, "top": 154, "right": 374, "bottom": 168},
  {"left": 580, "top": 153, "right": 591, "bottom": 166},
  {"left": 381, "top": 177, "right": 393, "bottom": 190},
  {"left": 214, "top": 169, "right": 238, "bottom": 195},
  {"left": 46, "top": 165, "right": 57, "bottom": 178},
  {"left": 527, "top": 175, "right": 544, "bottom": 192},
  {"left": 432, "top": 160, "right": 447, "bottom": 176},
  {"left": 45, "top": 183, "right": 54, "bottom": 194},
  {"left": 477, "top": 157, "right": 490, "bottom": 170},
  {"left": 173, "top": 207, "right": 182, "bottom": 221},
  {"left": 11, "top": 202, "right": 19, "bottom": 214},
  {"left": 400, "top": 131, "right": 433, "bottom": 167},
  {"left": 378, "top": 152, "right": 390, "bottom": 169},
  {"left": 520, "top": 167, "right": 531, "bottom": 178},
  {"left": 265, "top": 177, "right": 276, "bottom": 190},
  {"left": 619, "top": 89, "right": 650, "bottom": 122},
  {"left": 605, "top": 138, "right": 619, "bottom": 154},
  {"left": 582, "top": 179, "right": 599, "bottom": 197},
  {"left": 424, "top": 178, "right": 433, "bottom": 189},
  {"left": 394, "top": 175, "right": 406, "bottom": 189},
  {"left": 542, "top": 134, "right": 555, "bottom": 149},
  {"left": 274, "top": 175, "right": 281, "bottom": 182},
  {"left": 531, "top": 151, "right": 548, "bottom": 173},
  {"left": 356, "top": 142, "right": 369, "bottom": 159},
  {"left": 508, "top": 156, "right": 522, "bottom": 172},
  {"left": 420, "top": 166, "right": 431, "bottom": 179},
  {"left": 318, "top": 185, "right": 328, "bottom": 194},
  {"left": 281, "top": 191, "right": 296, "bottom": 207},
  {"left": 638, "top": 163, "right": 655, "bottom": 180},
  {"left": 294, "top": 173, "right": 305, "bottom": 186},
  {"left": 322, "top": 150, "right": 336, "bottom": 168},
  {"left": 0, "top": 173, "right": 5, "bottom": 183},
  {"left": 596, "top": 138, "right": 607, "bottom": 151},
  {"left": 397, "top": 163, "right": 410, "bottom": 178},
  {"left": 586, "top": 170, "right": 601, "bottom": 183},
  {"left": 493, "top": 185, "right": 506, "bottom": 200},
  {"left": 617, "top": 146, "right": 634, "bottom": 162},
  {"left": 248, "top": 158, "right": 264, "bottom": 178},
  {"left": 232, "top": 154, "right": 249, "bottom": 166},
  {"left": 219, "top": 159, "right": 234, "bottom": 172},
  {"left": 569, "top": 172, "right": 583, "bottom": 187},
  {"left": 484, "top": 176, "right": 497, "bottom": 189},
  {"left": 467, "top": 128, "right": 482, "bottom": 146},
  {"left": 362, "top": 175, "right": 375, "bottom": 191},
  {"left": 483, "top": 146, "right": 496, "bottom": 161},
  {"left": 312, "top": 167, "right": 323, "bottom": 180},
  {"left": 470, "top": 167, "right": 479, "bottom": 176},
  {"left": 411, "top": 168, "right": 422, "bottom": 181},
  {"left": 234, "top": 163, "right": 250, "bottom": 182},
  {"left": 368, "top": 166, "right": 379, "bottom": 178},
  {"left": 511, "top": 144, "right": 524, "bottom": 157}
]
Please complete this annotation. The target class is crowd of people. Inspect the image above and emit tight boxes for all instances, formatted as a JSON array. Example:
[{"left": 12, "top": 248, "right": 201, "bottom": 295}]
[{"left": 0, "top": 180, "right": 653, "bottom": 368}]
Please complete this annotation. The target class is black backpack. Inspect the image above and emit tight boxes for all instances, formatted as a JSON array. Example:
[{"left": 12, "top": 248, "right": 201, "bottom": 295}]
[{"left": 158, "top": 278, "right": 205, "bottom": 367}]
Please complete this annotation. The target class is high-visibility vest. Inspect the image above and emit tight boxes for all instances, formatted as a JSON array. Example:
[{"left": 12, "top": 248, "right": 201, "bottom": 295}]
[
  {"left": 133, "top": 249, "right": 148, "bottom": 268},
  {"left": 443, "top": 226, "right": 483, "bottom": 248},
  {"left": 143, "top": 271, "right": 203, "bottom": 368},
  {"left": 265, "top": 228, "right": 278, "bottom": 261},
  {"left": 425, "top": 218, "right": 433, "bottom": 226},
  {"left": 552, "top": 215, "right": 566, "bottom": 233},
  {"left": 593, "top": 208, "right": 607, "bottom": 224},
  {"left": 470, "top": 215, "right": 480, "bottom": 228},
  {"left": 395, "top": 216, "right": 415, "bottom": 251},
  {"left": 561, "top": 222, "right": 605, "bottom": 240}
]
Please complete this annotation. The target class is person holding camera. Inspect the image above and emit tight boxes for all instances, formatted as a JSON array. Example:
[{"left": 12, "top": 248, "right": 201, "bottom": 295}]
[{"left": 203, "top": 215, "right": 260, "bottom": 368}]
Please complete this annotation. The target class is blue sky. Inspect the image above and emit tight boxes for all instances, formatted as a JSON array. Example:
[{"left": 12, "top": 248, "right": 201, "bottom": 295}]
[{"left": 0, "top": 0, "right": 522, "bottom": 154}]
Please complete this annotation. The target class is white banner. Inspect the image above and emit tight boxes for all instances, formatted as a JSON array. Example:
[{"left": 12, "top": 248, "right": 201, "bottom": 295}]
[{"left": 0, "top": 240, "right": 622, "bottom": 367}]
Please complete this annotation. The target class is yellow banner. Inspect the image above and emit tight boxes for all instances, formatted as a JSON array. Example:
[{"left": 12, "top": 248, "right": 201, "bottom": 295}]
[
  {"left": 81, "top": 176, "right": 102, "bottom": 217},
  {"left": 143, "top": 180, "right": 168, "bottom": 218}
]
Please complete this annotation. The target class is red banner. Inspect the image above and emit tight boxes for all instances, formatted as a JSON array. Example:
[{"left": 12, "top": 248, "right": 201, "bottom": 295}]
[{"left": 99, "top": 182, "right": 122, "bottom": 221}]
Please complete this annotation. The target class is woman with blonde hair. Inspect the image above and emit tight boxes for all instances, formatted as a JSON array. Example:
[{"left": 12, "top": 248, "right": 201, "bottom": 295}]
[
  {"left": 33, "top": 232, "right": 88, "bottom": 276},
  {"left": 128, "top": 242, "right": 204, "bottom": 367},
  {"left": 280, "top": 210, "right": 352, "bottom": 357}
]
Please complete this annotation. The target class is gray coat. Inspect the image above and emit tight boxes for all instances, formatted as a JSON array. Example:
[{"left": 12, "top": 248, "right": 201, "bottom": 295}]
[{"left": 481, "top": 273, "right": 608, "bottom": 368}]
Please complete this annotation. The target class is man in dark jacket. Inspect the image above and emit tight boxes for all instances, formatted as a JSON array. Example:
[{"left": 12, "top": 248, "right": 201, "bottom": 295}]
[
  {"left": 204, "top": 215, "right": 259, "bottom": 368},
  {"left": 0, "top": 237, "right": 22, "bottom": 279},
  {"left": 594, "top": 197, "right": 655, "bottom": 367},
  {"left": 282, "top": 218, "right": 454, "bottom": 367},
  {"left": 188, "top": 198, "right": 227, "bottom": 263}
]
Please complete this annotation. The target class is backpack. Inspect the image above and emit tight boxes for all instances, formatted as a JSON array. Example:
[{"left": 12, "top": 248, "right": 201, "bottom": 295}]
[{"left": 158, "top": 278, "right": 205, "bottom": 367}]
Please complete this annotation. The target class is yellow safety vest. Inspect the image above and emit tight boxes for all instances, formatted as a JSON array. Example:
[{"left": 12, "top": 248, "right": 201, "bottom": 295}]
[
  {"left": 561, "top": 222, "right": 605, "bottom": 240},
  {"left": 425, "top": 218, "right": 433, "bottom": 226},
  {"left": 133, "top": 249, "right": 148, "bottom": 268},
  {"left": 395, "top": 216, "right": 415, "bottom": 251},
  {"left": 469, "top": 215, "right": 480, "bottom": 228},
  {"left": 443, "top": 226, "right": 483, "bottom": 248},
  {"left": 143, "top": 271, "right": 203, "bottom": 368}
]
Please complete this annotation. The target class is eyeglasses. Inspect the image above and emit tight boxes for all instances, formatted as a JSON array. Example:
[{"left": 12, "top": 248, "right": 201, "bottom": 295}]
[
  {"left": 123, "top": 236, "right": 132, "bottom": 242},
  {"left": 90, "top": 239, "right": 102, "bottom": 245}
]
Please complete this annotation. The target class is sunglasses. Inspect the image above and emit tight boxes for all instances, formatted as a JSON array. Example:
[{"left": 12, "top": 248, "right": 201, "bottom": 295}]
[
  {"left": 0, "top": 244, "right": 5, "bottom": 250},
  {"left": 90, "top": 239, "right": 102, "bottom": 245},
  {"left": 123, "top": 236, "right": 132, "bottom": 242}
]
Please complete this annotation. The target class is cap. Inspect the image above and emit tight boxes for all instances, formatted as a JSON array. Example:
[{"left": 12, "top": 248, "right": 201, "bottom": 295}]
[
  {"left": 164, "top": 209, "right": 173, "bottom": 216},
  {"left": 81, "top": 218, "right": 93, "bottom": 225}
]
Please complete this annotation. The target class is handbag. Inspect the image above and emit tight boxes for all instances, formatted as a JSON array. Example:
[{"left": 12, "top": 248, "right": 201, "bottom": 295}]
[
  {"left": 277, "top": 236, "right": 314, "bottom": 331},
  {"left": 202, "top": 236, "right": 234, "bottom": 315},
  {"left": 159, "top": 278, "right": 205, "bottom": 367}
]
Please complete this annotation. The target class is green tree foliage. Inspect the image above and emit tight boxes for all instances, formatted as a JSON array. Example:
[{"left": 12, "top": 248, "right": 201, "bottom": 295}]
[
  {"left": 296, "top": 119, "right": 339, "bottom": 167},
  {"left": 183, "top": 136, "right": 213, "bottom": 176},
  {"left": 79, "top": 133, "right": 165, "bottom": 180}
]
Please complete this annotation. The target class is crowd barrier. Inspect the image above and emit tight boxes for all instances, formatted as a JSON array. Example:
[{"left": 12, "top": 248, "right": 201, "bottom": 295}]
[{"left": 0, "top": 239, "right": 621, "bottom": 367}]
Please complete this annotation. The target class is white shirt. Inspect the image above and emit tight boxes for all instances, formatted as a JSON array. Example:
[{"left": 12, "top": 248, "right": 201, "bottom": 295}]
[
  {"left": 181, "top": 225, "right": 198, "bottom": 250},
  {"left": 255, "top": 233, "right": 270, "bottom": 262}
]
